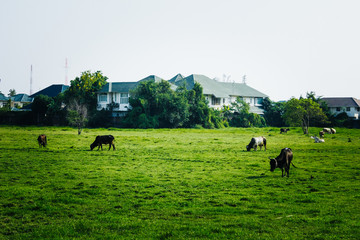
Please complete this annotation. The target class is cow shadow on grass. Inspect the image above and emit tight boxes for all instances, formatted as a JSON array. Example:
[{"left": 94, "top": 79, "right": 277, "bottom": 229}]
[{"left": 246, "top": 174, "right": 268, "bottom": 180}]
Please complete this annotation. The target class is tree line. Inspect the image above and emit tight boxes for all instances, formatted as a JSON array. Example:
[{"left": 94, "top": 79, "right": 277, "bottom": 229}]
[{"left": 0, "top": 71, "right": 354, "bottom": 132}]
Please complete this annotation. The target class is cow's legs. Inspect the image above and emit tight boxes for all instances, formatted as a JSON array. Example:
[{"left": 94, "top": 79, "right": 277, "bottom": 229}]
[{"left": 281, "top": 169, "right": 284, "bottom": 177}]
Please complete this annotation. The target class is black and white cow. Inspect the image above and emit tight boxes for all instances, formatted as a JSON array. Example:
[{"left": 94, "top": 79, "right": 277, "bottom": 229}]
[{"left": 246, "top": 136, "right": 267, "bottom": 151}]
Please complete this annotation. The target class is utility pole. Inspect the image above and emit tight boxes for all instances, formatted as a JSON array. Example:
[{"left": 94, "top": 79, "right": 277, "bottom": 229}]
[
  {"left": 65, "top": 58, "right": 69, "bottom": 85},
  {"left": 30, "top": 65, "right": 33, "bottom": 95}
]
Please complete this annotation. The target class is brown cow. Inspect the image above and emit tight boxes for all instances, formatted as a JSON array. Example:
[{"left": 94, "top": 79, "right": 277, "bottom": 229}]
[
  {"left": 269, "top": 148, "right": 296, "bottom": 177},
  {"left": 90, "top": 135, "right": 115, "bottom": 151},
  {"left": 37, "top": 134, "right": 47, "bottom": 148}
]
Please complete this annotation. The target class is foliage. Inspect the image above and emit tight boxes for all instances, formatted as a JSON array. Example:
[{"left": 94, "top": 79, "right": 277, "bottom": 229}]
[
  {"left": 8, "top": 89, "right": 16, "bottom": 97},
  {"left": 1, "top": 126, "right": 359, "bottom": 239},
  {"left": 124, "top": 81, "right": 225, "bottom": 129},
  {"left": 31, "top": 94, "right": 54, "bottom": 124},
  {"left": 262, "top": 97, "right": 285, "bottom": 127},
  {"left": 283, "top": 98, "right": 328, "bottom": 134},
  {"left": 228, "top": 98, "right": 266, "bottom": 127},
  {"left": 64, "top": 70, "right": 108, "bottom": 111}
]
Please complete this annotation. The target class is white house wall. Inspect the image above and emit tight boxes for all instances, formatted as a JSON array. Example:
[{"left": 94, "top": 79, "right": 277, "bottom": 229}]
[
  {"left": 329, "top": 107, "right": 360, "bottom": 120},
  {"left": 97, "top": 92, "right": 130, "bottom": 111}
]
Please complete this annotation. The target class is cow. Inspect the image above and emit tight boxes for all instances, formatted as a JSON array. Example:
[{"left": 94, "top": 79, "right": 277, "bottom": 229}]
[
  {"left": 37, "top": 134, "right": 47, "bottom": 148},
  {"left": 330, "top": 128, "right": 336, "bottom": 134},
  {"left": 280, "top": 128, "right": 290, "bottom": 134},
  {"left": 90, "top": 135, "right": 115, "bottom": 151},
  {"left": 311, "top": 136, "right": 325, "bottom": 143},
  {"left": 323, "top": 128, "right": 332, "bottom": 134},
  {"left": 319, "top": 131, "right": 325, "bottom": 138},
  {"left": 269, "top": 148, "right": 295, "bottom": 177},
  {"left": 246, "top": 136, "right": 266, "bottom": 151}
]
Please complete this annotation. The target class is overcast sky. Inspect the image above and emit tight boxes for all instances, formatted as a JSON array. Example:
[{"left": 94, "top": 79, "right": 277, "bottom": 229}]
[{"left": 1, "top": 0, "right": 359, "bottom": 101}]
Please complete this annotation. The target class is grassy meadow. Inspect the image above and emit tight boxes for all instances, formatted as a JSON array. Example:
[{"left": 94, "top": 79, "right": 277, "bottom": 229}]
[{"left": 0, "top": 126, "right": 359, "bottom": 239}]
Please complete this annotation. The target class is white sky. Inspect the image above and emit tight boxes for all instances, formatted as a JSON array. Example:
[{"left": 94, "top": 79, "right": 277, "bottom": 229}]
[{"left": 1, "top": 0, "right": 359, "bottom": 101}]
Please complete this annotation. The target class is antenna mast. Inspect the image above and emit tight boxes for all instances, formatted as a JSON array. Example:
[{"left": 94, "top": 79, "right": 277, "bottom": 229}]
[
  {"left": 65, "top": 58, "right": 69, "bottom": 85},
  {"left": 30, "top": 65, "right": 33, "bottom": 95}
]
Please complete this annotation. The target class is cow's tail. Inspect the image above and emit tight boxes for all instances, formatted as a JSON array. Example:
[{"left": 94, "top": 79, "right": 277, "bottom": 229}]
[{"left": 291, "top": 162, "right": 297, "bottom": 168}]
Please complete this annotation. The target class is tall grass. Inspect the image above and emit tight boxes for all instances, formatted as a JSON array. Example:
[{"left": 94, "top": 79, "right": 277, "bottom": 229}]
[{"left": 0, "top": 126, "right": 359, "bottom": 239}]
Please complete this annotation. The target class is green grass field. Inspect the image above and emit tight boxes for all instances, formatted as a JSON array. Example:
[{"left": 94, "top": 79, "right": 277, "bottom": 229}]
[{"left": 1, "top": 126, "right": 359, "bottom": 239}]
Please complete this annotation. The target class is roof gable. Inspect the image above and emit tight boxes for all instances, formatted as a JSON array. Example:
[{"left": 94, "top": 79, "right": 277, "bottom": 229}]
[{"left": 30, "top": 84, "right": 69, "bottom": 98}]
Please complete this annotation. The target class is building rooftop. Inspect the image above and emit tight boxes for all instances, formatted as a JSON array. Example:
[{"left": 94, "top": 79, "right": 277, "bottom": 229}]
[{"left": 321, "top": 97, "right": 360, "bottom": 107}]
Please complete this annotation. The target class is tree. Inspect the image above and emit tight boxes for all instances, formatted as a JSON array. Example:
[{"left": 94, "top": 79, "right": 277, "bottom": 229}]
[
  {"left": 262, "top": 97, "right": 285, "bottom": 127},
  {"left": 31, "top": 95, "right": 54, "bottom": 124},
  {"left": 64, "top": 70, "right": 108, "bottom": 110},
  {"left": 283, "top": 98, "right": 328, "bottom": 134},
  {"left": 66, "top": 99, "right": 88, "bottom": 135},
  {"left": 228, "top": 98, "right": 266, "bottom": 128},
  {"left": 124, "top": 80, "right": 190, "bottom": 128},
  {"left": 8, "top": 89, "right": 16, "bottom": 97}
]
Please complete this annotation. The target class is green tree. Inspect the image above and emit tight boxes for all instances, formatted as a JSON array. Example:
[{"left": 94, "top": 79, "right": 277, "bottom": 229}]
[
  {"left": 64, "top": 70, "right": 108, "bottom": 110},
  {"left": 228, "top": 98, "right": 266, "bottom": 128},
  {"left": 262, "top": 97, "right": 285, "bottom": 127},
  {"left": 283, "top": 98, "right": 328, "bottom": 134},
  {"left": 8, "top": 89, "right": 16, "bottom": 97},
  {"left": 31, "top": 95, "right": 54, "bottom": 124},
  {"left": 125, "top": 80, "right": 190, "bottom": 128}
]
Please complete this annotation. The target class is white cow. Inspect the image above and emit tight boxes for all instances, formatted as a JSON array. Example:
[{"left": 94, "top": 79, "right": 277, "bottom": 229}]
[{"left": 311, "top": 136, "right": 325, "bottom": 143}]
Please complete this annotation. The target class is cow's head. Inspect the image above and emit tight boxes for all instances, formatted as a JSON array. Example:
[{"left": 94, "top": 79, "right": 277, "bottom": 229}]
[
  {"left": 246, "top": 145, "right": 251, "bottom": 151},
  {"left": 269, "top": 158, "right": 277, "bottom": 172},
  {"left": 90, "top": 143, "right": 96, "bottom": 151}
]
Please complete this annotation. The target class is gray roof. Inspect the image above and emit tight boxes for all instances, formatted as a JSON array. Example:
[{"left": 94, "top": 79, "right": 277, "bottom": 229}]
[
  {"left": 173, "top": 74, "right": 268, "bottom": 98},
  {"left": 138, "top": 75, "right": 164, "bottom": 83},
  {"left": 168, "top": 74, "right": 185, "bottom": 84},
  {"left": 98, "top": 74, "right": 268, "bottom": 99},
  {"left": 98, "top": 82, "right": 139, "bottom": 93},
  {"left": 321, "top": 97, "right": 360, "bottom": 108}
]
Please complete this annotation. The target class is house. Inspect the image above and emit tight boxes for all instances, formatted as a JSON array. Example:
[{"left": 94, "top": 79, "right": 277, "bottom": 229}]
[
  {"left": 0, "top": 93, "right": 8, "bottom": 108},
  {"left": 321, "top": 97, "right": 360, "bottom": 120},
  {"left": 10, "top": 94, "right": 33, "bottom": 110},
  {"left": 96, "top": 74, "right": 268, "bottom": 116},
  {"left": 169, "top": 74, "right": 268, "bottom": 114}
]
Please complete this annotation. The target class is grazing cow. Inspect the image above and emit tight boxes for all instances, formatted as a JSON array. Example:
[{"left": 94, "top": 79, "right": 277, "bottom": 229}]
[
  {"left": 280, "top": 128, "right": 290, "bottom": 134},
  {"left": 37, "top": 134, "right": 47, "bottom": 148},
  {"left": 269, "top": 148, "right": 295, "bottom": 177},
  {"left": 330, "top": 128, "right": 336, "bottom": 134},
  {"left": 319, "top": 131, "right": 325, "bottom": 138},
  {"left": 311, "top": 136, "right": 325, "bottom": 143},
  {"left": 246, "top": 136, "right": 266, "bottom": 151},
  {"left": 323, "top": 128, "right": 332, "bottom": 134},
  {"left": 90, "top": 135, "right": 115, "bottom": 151}
]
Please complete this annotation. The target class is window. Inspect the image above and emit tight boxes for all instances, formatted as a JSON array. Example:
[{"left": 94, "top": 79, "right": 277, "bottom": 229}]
[
  {"left": 211, "top": 97, "right": 221, "bottom": 105},
  {"left": 346, "top": 107, "right": 351, "bottom": 112},
  {"left": 99, "top": 94, "right": 107, "bottom": 102},
  {"left": 336, "top": 107, "right": 341, "bottom": 112},
  {"left": 120, "top": 93, "right": 129, "bottom": 104},
  {"left": 357, "top": 107, "right": 360, "bottom": 112},
  {"left": 255, "top": 98, "right": 263, "bottom": 105}
]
